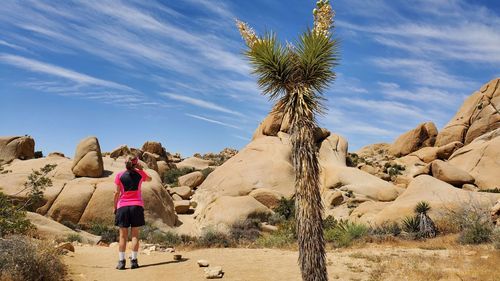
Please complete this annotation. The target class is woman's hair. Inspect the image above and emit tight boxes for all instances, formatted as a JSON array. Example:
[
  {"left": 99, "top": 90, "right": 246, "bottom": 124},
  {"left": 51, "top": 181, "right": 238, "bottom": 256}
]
[{"left": 125, "top": 156, "right": 139, "bottom": 171}]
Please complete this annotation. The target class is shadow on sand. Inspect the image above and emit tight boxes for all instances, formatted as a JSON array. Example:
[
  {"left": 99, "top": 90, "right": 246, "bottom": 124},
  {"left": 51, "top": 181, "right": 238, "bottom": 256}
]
[{"left": 139, "top": 258, "right": 189, "bottom": 269}]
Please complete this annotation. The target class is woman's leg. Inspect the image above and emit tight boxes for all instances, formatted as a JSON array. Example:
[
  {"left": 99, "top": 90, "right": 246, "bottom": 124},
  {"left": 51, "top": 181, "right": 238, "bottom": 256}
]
[
  {"left": 119, "top": 227, "right": 128, "bottom": 253},
  {"left": 131, "top": 227, "right": 140, "bottom": 253}
]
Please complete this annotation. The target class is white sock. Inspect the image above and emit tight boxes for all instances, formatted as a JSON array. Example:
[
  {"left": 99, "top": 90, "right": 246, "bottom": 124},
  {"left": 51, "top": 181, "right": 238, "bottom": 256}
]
[
  {"left": 119, "top": 252, "right": 125, "bottom": 261},
  {"left": 131, "top": 251, "right": 138, "bottom": 260}
]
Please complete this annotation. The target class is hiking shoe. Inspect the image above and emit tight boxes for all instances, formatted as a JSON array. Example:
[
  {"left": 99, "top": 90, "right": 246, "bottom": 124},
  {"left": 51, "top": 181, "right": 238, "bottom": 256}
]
[
  {"left": 131, "top": 259, "right": 139, "bottom": 269},
  {"left": 116, "top": 260, "right": 126, "bottom": 270}
]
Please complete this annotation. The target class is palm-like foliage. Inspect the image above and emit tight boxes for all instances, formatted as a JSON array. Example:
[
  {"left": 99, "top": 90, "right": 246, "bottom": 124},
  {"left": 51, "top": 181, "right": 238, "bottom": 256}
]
[
  {"left": 237, "top": 1, "right": 338, "bottom": 280},
  {"left": 414, "top": 201, "right": 436, "bottom": 238}
]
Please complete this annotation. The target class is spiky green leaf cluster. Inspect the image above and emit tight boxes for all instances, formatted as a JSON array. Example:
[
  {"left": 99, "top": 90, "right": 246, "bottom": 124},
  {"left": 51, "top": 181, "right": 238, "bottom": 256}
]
[{"left": 415, "top": 201, "right": 431, "bottom": 214}]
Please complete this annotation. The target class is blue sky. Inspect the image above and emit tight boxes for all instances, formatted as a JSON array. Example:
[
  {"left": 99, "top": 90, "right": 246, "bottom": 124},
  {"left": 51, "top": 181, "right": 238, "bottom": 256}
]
[{"left": 0, "top": 0, "right": 499, "bottom": 157}]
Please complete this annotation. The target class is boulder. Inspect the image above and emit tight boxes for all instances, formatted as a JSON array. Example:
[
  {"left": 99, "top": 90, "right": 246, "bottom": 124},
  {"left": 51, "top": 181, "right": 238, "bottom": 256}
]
[
  {"left": 26, "top": 212, "right": 100, "bottom": 244},
  {"left": 176, "top": 157, "right": 211, "bottom": 170},
  {"left": 436, "top": 141, "right": 464, "bottom": 160},
  {"left": 142, "top": 152, "right": 159, "bottom": 172},
  {"left": 248, "top": 188, "right": 284, "bottom": 209},
  {"left": 173, "top": 186, "right": 193, "bottom": 199},
  {"left": 141, "top": 141, "right": 167, "bottom": 158},
  {"left": 47, "top": 178, "right": 96, "bottom": 224},
  {"left": 196, "top": 196, "right": 272, "bottom": 231},
  {"left": 491, "top": 200, "right": 500, "bottom": 225},
  {"left": 172, "top": 194, "right": 183, "bottom": 201},
  {"left": 448, "top": 128, "right": 500, "bottom": 190},
  {"left": 197, "top": 260, "right": 210, "bottom": 267},
  {"left": 323, "top": 190, "right": 344, "bottom": 208},
  {"left": 57, "top": 242, "right": 75, "bottom": 252},
  {"left": 157, "top": 160, "right": 173, "bottom": 180},
  {"left": 48, "top": 152, "right": 66, "bottom": 158},
  {"left": 436, "top": 78, "right": 500, "bottom": 146},
  {"left": 79, "top": 182, "right": 116, "bottom": 225},
  {"left": 408, "top": 147, "right": 439, "bottom": 163},
  {"left": 109, "top": 145, "right": 131, "bottom": 159},
  {"left": 430, "top": 160, "right": 474, "bottom": 186},
  {"left": 462, "top": 184, "right": 479, "bottom": 192},
  {"left": 178, "top": 171, "right": 205, "bottom": 188},
  {"left": 0, "top": 136, "right": 35, "bottom": 162},
  {"left": 252, "top": 110, "right": 289, "bottom": 140},
  {"left": 204, "top": 266, "right": 224, "bottom": 279},
  {"left": 72, "top": 136, "right": 104, "bottom": 178},
  {"left": 365, "top": 175, "right": 500, "bottom": 225},
  {"left": 389, "top": 122, "right": 438, "bottom": 157},
  {"left": 174, "top": 200, "right": 191, "bottom": 214}
]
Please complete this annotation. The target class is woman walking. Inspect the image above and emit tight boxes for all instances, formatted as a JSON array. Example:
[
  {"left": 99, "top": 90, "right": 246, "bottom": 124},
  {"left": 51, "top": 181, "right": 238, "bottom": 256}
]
[{"left": 114, "top": 156, "right": 151, "bottom": 270}]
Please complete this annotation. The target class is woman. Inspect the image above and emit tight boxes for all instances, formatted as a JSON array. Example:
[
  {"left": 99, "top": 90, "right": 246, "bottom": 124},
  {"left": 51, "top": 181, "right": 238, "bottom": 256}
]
[{"left": 114, "top": 156, "right": 151, "bottom": 270}]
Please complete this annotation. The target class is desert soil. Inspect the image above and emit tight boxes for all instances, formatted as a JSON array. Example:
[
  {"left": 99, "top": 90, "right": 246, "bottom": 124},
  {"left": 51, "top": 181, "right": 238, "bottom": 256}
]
[{"left": 64, "top": 240, "right": 499, "bottom": 281}]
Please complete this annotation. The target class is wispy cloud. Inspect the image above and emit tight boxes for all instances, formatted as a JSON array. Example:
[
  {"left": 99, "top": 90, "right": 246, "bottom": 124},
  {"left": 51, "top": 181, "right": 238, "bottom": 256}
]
[
  {"left": 186, "top": 113, "right": 241, "bottom": 129},
  {"left": 0, "top": 40, "right": 27, "bottom": 51},
  {"left": 162, "top": 93, "right": 243, "bottom": 117},
  {"left": 0, "top": 54, "right": 134, "bottom": 91}
]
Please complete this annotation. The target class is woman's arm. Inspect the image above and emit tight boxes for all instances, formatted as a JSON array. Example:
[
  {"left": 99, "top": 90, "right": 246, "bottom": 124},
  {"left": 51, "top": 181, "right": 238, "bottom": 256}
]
[
  {"left": 113, "top": 184, "right": 120, "bottom": 213},
  {"left": 136, "top": 163, "right": 152, "bottom": 182}
]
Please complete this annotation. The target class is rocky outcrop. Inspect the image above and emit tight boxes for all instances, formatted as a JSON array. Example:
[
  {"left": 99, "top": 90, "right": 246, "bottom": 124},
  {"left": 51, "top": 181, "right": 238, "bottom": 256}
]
[
  {"left": 249, "top": 188, "right": 284, "bottom": 209},
  {"left": 389, "top": 122, "right": 438, "bottom": 157},
  {"left": 448, "top": 128, "right": 500, "bottom": 190},
  {"left": 436, "top": 78, "right": 500, "bottom": 146},
  {"left": 72, "top": 136, "right": 104, "bottom": 178},
  {"left": 0, "top": 156, "right": 178, "bottom": 229},
  {"left": 176, "top": 157, "right": 211, "bottom": 170},
  {"left": 109, "top": 145, "right": 132, "bottom": 159},
  {"left": 354, "top": 175, "right": 500, "bottom": 225},
  {"left": 142, "top": 151, "right": 159, "bottom": 172},
  {"left": 0, "top": 136, "right": 35, "bottom": 162},
  {"left": 141, "top": 141, "right": 167, "bottom": 159}
]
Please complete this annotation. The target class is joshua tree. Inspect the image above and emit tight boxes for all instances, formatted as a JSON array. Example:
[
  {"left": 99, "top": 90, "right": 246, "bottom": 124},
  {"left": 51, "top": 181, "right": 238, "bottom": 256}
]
[
  {"left": 415, "top": 201, "right": 437, "bottom": 238},
  {"left": 237, "top": 1, "right": 338, "bottom": 280}
]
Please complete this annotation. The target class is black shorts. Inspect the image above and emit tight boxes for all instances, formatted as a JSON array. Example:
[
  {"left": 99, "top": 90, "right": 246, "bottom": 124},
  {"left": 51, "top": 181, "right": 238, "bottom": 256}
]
[{"left": 115, "top": 206, "right": 145, "bottom": 228}]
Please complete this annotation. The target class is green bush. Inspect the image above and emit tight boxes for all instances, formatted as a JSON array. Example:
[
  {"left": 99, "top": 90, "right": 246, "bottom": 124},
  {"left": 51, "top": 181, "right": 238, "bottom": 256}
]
[
  {"left": 402, "top": 216, "right": 420, "bottom": 233},
  {"left": 66, "top": 233, "right": 82, "bottom": 243},
  {"left": 163, "top": 167, "right": 195, "bottom": 186},
  {"left": 0, "top": 236, "right": 66, "bottom": 281},
  {"left": 201, "top": 167, "right": 215, "bottom": 178},
  {"left": 458, "top": 219, "right": 493, "bottom": 244},
  {"left": 478, "top": 188, "right": 500, "bottom": 193},
  {"left": 383, "top": 162, "right": 405, "bottom": 177},
  {"left": 87, "top": 221, "right": 118, "bottom": 243},
  {"left": 322, "top": 215, "right": 339, "bottom": 230},
  {"left": 256, "top": 219, "right": 296, "bottom": 248},
  {"left": 0, "top": 192, "right": 33, "bottom": 237},
  {"left": 23, "top": 164, "right": 57, "bottom": 211},
  {"left": 273, "top": 197, "right": 295, "bottom": 220},
  {"left": 370, "top": 221, "right": 401, "bottom": 236},
  {"left": 196, "top": 228, "right": 233, "bottom": 248},
  {"left": 324, "top": 220, "right": 368, "bottom": 248},
  {"left": 61, "top": 220, "right": 81, "bottom": 231}
]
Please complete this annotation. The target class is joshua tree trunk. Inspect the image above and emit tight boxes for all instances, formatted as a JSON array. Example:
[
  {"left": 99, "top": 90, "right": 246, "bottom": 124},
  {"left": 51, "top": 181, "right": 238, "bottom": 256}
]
[
  {"left": 286, "top": 90, "right": 327, "bottom": 281},
  {"left": 418, "top": 213, "right": 437, "bottom": 238}
]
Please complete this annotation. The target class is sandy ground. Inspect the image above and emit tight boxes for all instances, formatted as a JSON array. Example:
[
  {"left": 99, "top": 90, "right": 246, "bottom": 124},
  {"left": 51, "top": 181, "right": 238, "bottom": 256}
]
[{"left": 64, "top": 242, "right": 500, "bottom": 281}]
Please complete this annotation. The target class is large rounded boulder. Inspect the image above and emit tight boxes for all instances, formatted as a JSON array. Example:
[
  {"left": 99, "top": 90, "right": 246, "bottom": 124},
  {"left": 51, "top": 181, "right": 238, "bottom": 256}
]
[
  {"left": 72, "top": 136, "right": 104, "bottom": 178},
  {"left": 0, "top": 136, "right": 35, "bottom": 162}
]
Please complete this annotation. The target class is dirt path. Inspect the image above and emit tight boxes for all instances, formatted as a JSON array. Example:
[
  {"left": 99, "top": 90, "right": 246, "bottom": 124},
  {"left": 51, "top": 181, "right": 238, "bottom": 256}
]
[{"left": 64, "top": 244, "right": 499, "bottom": 281}]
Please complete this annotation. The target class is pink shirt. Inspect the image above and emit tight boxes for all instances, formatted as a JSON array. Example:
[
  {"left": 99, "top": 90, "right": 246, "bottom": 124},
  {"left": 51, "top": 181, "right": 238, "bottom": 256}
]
[{"left": 115, "top": 169, "right": 147, "bottom": 209}]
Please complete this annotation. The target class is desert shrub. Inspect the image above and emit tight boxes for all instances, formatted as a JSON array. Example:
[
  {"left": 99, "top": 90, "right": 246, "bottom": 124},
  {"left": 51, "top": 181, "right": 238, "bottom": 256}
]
[
  {"left": 0, "top": 236, "right": 66, "bottom": 281},
  {"left": 274, "top": 197, "right": 295, "bottom": 220},
  {"left": 196, "top": 228, "right": 232, "bottom": 248},
  {"left": 34, "top": 151, "right": 43, "bottom": 158},
  {"left": 139, "top": 224, "right": 182, "bottom": 246},
  {"left": 21, "top": 164, "right": 57, "bottom": 211},
  {"left": 87, "top": 221, "right": 118, "bottom": 243},
  {"left": 323, "top": 215, "right": 339, "bottom": 230},
  {"left": 492, "top": 228, "right": 500, "bottom": 250},
  {"left": 66, "top": 233, "right": 82, "bottom": 243},
  {"left": 383, "top": 162, "right": 405, "bottom": 177},
  {"left": 324, "top": 220, "right": 368, "bottom": 248},
  {"left": 0, "top": 193, "right": 33, "bottom": 237},
  {"left": 61, "top": 220, "right": 81, "bottom": 231},
  {"left": 370, "top": 221, "right": 401, "bottom": 236},
  {"left": 478, "top": 188, "right": 500, "bottom": 193},
  {"left": 163, "top": 167, "right": 195, "bottom": 186},
  {"left": 267, "top": 213, "right": 285, "bottom": 225},
  {"left": 230, "top": 218, "right": 261, "bottom": 242},
  {"left": 346, "top": 153, "right": 366, "bottom": 167},
  {"left": 200, "top": 167, "right": 215, "bottom": 178},
  {"left": 444, "top": 204, "right": 494, "bottom": 244},
  {"left": 256, "top": 219, "right": 296, "bottom": 248}
]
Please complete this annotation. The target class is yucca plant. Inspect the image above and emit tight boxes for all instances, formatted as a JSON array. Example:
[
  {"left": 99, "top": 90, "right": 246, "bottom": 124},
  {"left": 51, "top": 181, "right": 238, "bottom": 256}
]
[
  {"left": 236, "top": 1, "right": 339, "bottom": 280},
  {"left": 402, "top": 215, "right": 420, "bottom": 233},
  {"left": 414, "top": 201, "right": 436, "bottom": 238}
]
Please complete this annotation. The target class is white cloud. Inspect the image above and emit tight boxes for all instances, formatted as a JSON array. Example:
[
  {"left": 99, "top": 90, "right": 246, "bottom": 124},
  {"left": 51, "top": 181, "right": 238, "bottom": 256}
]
[
  {"left": 186, "top": 113, "right": 241, "bottom": 129},
  {"left": 0, "top": 54, "right": 134, "bottom": 91},
  {"left": 162, "top": 93, "right": 243, "bottom": 117}
]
